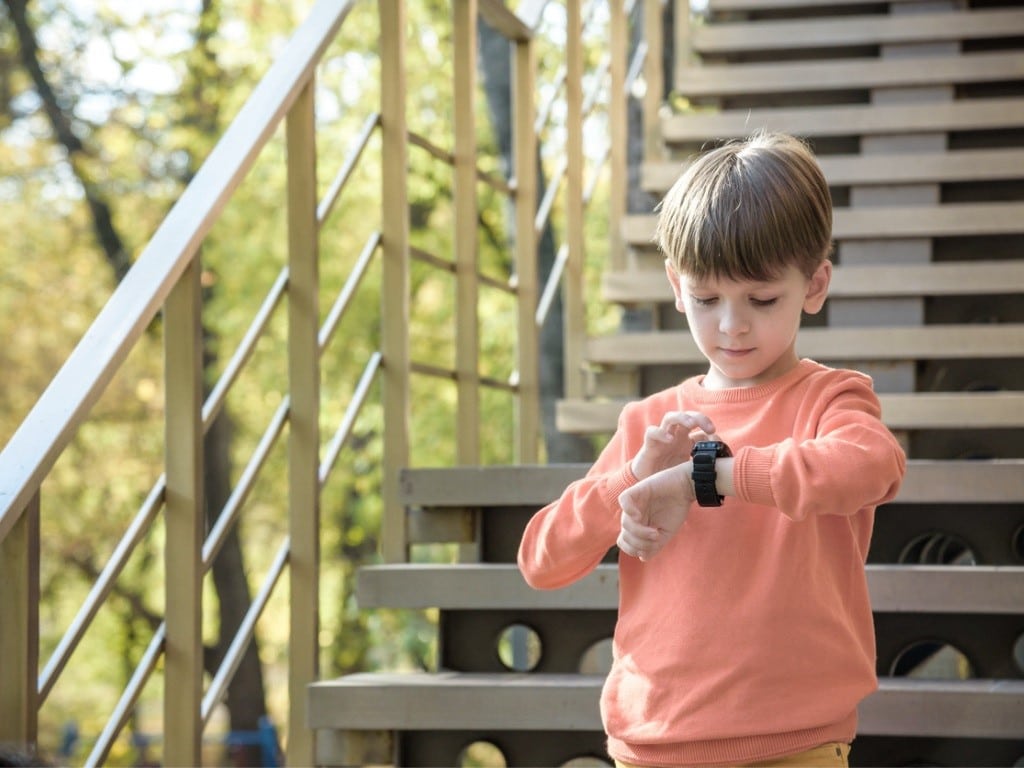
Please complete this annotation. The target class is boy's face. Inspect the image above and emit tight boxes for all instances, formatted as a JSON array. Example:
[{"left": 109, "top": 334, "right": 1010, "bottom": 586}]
[{"left": 665, "top": 261, "right": 831, "bottom": 390}]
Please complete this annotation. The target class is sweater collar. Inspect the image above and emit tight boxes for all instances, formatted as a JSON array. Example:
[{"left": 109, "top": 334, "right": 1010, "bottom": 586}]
[{"left": 683, "top": 358, "right": 822, "bottom": 404}]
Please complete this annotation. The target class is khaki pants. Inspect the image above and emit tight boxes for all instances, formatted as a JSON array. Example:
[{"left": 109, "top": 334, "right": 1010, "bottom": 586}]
[{"left": 615, "top": 741, "right": 850, "bottom": 768}]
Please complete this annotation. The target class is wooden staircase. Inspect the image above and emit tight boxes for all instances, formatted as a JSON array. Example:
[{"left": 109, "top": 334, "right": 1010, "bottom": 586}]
[{"left": 309, "top": 2, "right": 1024, "bottom": 766}]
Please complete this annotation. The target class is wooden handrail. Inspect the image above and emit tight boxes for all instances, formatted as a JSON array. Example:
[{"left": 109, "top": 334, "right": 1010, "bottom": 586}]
[{"left": 0, "top": 0, "right": 357, "bottom": 540}]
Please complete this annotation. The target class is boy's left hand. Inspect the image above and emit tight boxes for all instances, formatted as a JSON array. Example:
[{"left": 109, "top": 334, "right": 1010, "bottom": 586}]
[{"left": 616, "top": 463, "right": 696, "bottom": 561}]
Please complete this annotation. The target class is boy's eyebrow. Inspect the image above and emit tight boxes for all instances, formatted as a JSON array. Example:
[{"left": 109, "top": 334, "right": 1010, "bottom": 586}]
[{"left": 686, "top": 276, "right": 782, "bottom": 290}]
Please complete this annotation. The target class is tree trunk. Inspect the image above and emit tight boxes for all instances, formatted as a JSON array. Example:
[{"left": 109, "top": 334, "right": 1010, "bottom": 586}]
[{"left": 6, "top": 2, "right": 271, "bottom": 763}]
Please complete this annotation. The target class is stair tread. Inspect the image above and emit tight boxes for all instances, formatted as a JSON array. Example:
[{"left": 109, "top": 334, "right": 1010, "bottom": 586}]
[
  {"left": 309, "top": 672, "right": 1024, "bottom": 738},
  {"left": 558, "top": 392, "right": 1024, "bottom": 434},
  {"left": 643, "top": 148, "right": 1024, "bottom": 193},
  {"left": 586, "top": 324, "right": 1024, "bottom": 365},
  {"left": 661, "top": 97, "right": 1024, "bottom": 143},
  {"left": 604, "top": 261, "right": 1024, "bottom": 304},
  {"left": 708, "top": 0, "right": 956, "bottom": 8},
  {"left": 357, "top": 563, "right": 1024, "bottom": 614},
  {"left": 623, "top": 202, "right": 1024, "bottom": 246},
  {"left": 676, "top": 51, "right": 1024, "bottom": 97},
  {"left": 693, "top": 9, "right": 1024, "bottom": 53},
  {"left": 399, "top": 461, "right": 1024, "bottom": 508}
]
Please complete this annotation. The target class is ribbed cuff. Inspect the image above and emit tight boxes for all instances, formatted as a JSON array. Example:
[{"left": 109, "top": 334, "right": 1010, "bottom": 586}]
[{"left": 734, "top": 444, "right": 777, "bottom": 508}]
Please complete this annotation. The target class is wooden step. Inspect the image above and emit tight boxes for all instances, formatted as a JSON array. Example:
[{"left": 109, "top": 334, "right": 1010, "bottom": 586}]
[
  {"left": 603, "top": 261, "right": 1024, "bottom": 304},
  {"left": 708, "top": 0, "right": 956, "bottom": 9},
  {"left": 693, "top": 9, "right": 1024, "bottom": 54},
  {"left": 398, "top": 461, "right": 1024, "bottom": 516},
  {"left": 661, "top": 97, "right": 1024, "bottom": 144},
  {"left": 557, "top": 392, "right": 1024, "bottom": 436},
  {"left": 309, "top": 672, "right": 1024, "bottom": 739},
  {"left": 623, "top": 203, "right": 1024, "bottom": 248},
  {"left": 585, "top": 325, "right": 1024, "bottom": 366},
  {"left": 643, "top": 148, "right": 1024, "bottom": 195},
  {"left": 356, "top": 563, "right": 1024, "bottom": 614},
  {"left": 676, "top": 51, "right": 1024, "bottom": 98}
]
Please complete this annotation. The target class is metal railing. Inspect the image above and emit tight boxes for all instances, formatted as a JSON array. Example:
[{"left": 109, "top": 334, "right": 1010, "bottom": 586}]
[{"left": 0, "top": 0, "right": 648, "bottom": 763}]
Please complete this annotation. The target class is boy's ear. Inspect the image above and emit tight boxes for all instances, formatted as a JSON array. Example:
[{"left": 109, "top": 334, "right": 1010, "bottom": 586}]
[
  {"left": 803, "top": 260, "right": 832, "bottom": 314},
  {"left": 664, "top": 260, "right": 687, "bottom": 313}
]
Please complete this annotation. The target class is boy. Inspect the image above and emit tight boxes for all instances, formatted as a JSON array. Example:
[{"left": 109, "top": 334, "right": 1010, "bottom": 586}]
[{"left": 517, "top": 132, "right": 907, "bottom": 767}]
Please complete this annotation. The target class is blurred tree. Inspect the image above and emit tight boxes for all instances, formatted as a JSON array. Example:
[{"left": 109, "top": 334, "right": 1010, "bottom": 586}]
[{"left": 2, "top": 0, "right": 269, "bottom": 762}]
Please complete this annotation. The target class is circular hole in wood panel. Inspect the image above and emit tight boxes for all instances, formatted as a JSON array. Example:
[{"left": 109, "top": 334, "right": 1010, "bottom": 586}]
[{"left": 497, "top": 623, "right": 541, "bottom": 672}]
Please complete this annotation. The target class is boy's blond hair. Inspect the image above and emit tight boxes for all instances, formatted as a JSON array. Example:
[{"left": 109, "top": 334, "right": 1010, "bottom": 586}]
[{"left": 656, "top": 132, "right": 833, "bottom": 282}]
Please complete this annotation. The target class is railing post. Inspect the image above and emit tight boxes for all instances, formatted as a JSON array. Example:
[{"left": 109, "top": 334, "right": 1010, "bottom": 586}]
[
  {"left": 0, "top": 493, "right": 40, "bottom": 753},
  {"left": 286, "top": 78, "right": 320, "bottom": 768},
  {"left": 643, "top": 0, "right": 665, "bottom": 161},
  {"left": 163, "top": 258, "right": 204, "bottom": 768},
  {"left": 380, "top": 0, "right": 411, "bottom": 563},
  {"left": 609, "top": 0, "right": 628, "bottom": 271},
  {"left": 453, "top": 0, "right": 481, "bottom": 466},
  {"left": 513, "top": 32, "right": 540, "bottom": 464},
  {"left": 564, "top": 0, "right": 587, "bottom": 400}
]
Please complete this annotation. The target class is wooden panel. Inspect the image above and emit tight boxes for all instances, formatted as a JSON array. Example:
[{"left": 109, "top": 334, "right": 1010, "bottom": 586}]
[
  {"left": 557, "top": 392, "right": 1024, "bottom": 435},
  {"left": 661, "top": 98, "right": 1024, "bottom": 144},
  {"left": 693, "top": 10, "right": 1024, "bottom": 54},
  {"left": 603, "top": 261, "right": 1024, "bottom": 304},
  {"left": 676, "top": 52, "right": 1024, "bottom": 98},
  {"left": 643, "top": 148, "right": 1024, "bottom": 194},
  {"left": 585, "top": 325, "right": 1024, "bottom": 365},
  {"left": 623, "top": 203, "right": 1024, "bottom": 247},
  {"left": 397, "top": 461, "right": 1024, "bottom": 508},
  {"left": 709, "top": 0, "right": 942, "bottom": 8},
  {"left": 356, "top": 563, "right": 1024, "bottom": 614},
  {"left": 399, "top": 464, "right": 590, "bottom": 507},
  {"left": 309, "top": 672, "right": 1024, "bottom": 738}
]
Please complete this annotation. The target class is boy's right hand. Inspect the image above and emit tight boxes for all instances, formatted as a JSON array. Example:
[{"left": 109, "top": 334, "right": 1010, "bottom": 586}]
[{"left": 630, "top": 410, "right": 717, "bottom": 481}]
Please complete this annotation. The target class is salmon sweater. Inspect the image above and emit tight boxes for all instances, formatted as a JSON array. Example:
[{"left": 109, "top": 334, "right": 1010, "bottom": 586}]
[{"left": 518, "top": 360, "right": 907, "bottom": 767}]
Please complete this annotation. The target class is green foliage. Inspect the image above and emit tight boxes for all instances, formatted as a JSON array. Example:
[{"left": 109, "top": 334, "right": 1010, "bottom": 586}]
[{"left": 1, "top": 0, "right": 617, "bottom": 762}]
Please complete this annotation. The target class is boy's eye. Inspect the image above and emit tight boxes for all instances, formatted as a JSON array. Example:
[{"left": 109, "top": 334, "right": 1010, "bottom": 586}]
[
  {"left": 751, "top": 297, "right": 778, "bottom": 307},
  {"left": 690, "top": 296, "right": 717, "bottom": 307}
]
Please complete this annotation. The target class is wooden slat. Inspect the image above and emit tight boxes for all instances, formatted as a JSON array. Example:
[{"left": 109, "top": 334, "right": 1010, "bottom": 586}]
[
  {"left": 585, "top": 325, "right": 1024, "bottom": 366},
  {"left": 677, "top": 52, "right": 1024, "bottom": 98},
  {"left": 623, "top": 203, "right": 1024, "bottom": 248},
  {"left": 309, "top": 672, "right": 1024, "bottom": 738},
  {"left": 859, "top": 678, "right": 1024, "bottom": 739},
  {"left": 399, "top": 464, "right": 590, "bottom": 507},
  {"left": 661, "top": 98, "right": 1024, "bottom": 144},
  {"left": 557, "top": 392, "right": 1024, "bottom": 435},
  {"left": 398, "top": 461, "right": 1024, "bottom": 508},
  {"left": 643, "top": 148, "right": 1024, "bottom": 194},
  {"left": 356, "top": 563, "right": 1024, "bottom": 614},
  {"left": 603, "top": 261, "right": 1024, "bottom": 304},
  {"left": 693, "top": 10, "right": 1024, "bottom": 54},
  {"left": 709, "top": 0, "right": 941, "bottom": 8}
]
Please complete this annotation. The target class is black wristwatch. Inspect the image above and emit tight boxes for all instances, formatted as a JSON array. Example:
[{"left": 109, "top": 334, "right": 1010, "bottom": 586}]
[{"left": 690, "top": 440, "right": 732, "bottom": 507}]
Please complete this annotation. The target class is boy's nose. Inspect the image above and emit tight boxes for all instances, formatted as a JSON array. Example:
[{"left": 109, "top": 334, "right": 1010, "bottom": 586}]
[{"left": 719, "top": 306, "right": 749, "bottom": 336}]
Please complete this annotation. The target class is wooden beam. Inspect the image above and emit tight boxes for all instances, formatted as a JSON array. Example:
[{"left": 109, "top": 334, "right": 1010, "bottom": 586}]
[
  {"left": 309, "top": 672, "right": 1024, "bottom": 738},
  {"left": 676, "top": 52, "right": 1024, "bottom": 97},
  {"left": 693, "top": 9, "right": 1024, "bottom": 54},
  {"left": 661, "top": 98, "right": 1024, "bottom": 144},
  {"left": 623, "top": 203, "right": 1024, "bottom": 247},
  {"left": 397, "top": 461, "right": 1024, "bottom": 508},
  {"left": 643, "top": 148, "right": 1024, "bottom": 193},
  {"left": 356, "top": 563, "right": 1024, "bottom": 614},
  {"left": 602, "top": 261, "right": 1024, "bottom": 304},
  {"left": 585, "top": 325, "right": 1024, "bottom": 365},
  {"left": 557, "top": 392, "right": 1024, "bottom": 435}
]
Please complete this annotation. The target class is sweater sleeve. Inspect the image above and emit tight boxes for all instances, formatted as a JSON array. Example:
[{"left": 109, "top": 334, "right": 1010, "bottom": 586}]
[
  {"left": 517, "top": 406, "right": 641, "bottom": 590},
  {"left": 733, "top": 372, "right": 907, "bottom": 520}
]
